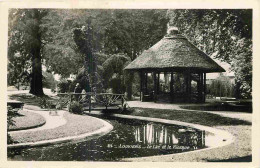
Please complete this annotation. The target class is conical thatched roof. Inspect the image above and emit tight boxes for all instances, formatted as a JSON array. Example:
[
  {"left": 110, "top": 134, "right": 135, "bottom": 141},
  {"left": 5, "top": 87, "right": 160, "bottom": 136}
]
[{"left": 124, "top": 27, "right": 225, "bottom": 73}]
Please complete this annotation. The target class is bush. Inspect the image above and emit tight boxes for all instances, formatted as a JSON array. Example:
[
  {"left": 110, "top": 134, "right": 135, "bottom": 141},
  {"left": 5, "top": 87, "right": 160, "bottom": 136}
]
[
  {"left": 42, "top": 71, "right": 57, "bottom": 90},
  {"left": 7, "top": 106, "right": 17, "bottom": 144},
  {"left": 208, "top": 75, "right": 235, "bottom": 98},
  {"left": 38, "top": 97, "right": 57, "bottom": 109},
  {"left": 57, "top": 79, "right": 71, "bottom": 93},
  {"left": 39, "top": 97, "right": 49, "bottom": 109},
  {"left": 69, "top": 101, "right": 84, "bottom": 114}
]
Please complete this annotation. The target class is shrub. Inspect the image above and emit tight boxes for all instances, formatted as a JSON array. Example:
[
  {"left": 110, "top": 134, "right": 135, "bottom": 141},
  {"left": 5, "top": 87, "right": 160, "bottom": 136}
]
[
  {"left": 42, "top": 71, "right": 57, "bottom": 90},
  {"left": 7, "top": 106, "right": 17, "bottom": 144},
  {"left": 39, "top": 97, "right": 49, "bottom": 109},
  {"left": 69, "top": 81, "right": 77, "bottom": 92},
  {"left": 69, "top": 101, "right": 84, "bottom": 114},
  {"left": 57, "top": 79, "right": 71, "bottom": 93},
  {"left": 208, "top": 75, "right": 235, "bottom": 98},
  {"left": 7, "top": 106, "right": 16, "bottom": 129}
]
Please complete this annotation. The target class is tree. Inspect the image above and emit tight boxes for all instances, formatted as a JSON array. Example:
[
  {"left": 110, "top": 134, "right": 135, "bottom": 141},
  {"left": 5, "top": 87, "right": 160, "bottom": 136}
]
[
  {"left": 167, "top": 9, "right": 252, "bottom": 98},
  {"left": 103, "top": 10, "right": 169, "bottom": 99},
  {"left": 7, "top": 53, "right": 30, "bottom": 90},
  {"left": 42, "top": 9, "right": 87, "bottom": 78},
  {"left": 103, "top": 9, "right": 169, "bottom": 60},
  {"left": 73, "top": 23, "right": 99, "bottom": 93},
  {"left": 208, "top": 75, "right": 235, "bottom": 97},
  {"left": 8, "top": 9, "right": 48, "bottom": 96},
  {"left": 42, "top": 9, "right": 169, "bottom": 98},
  {"left": 102, "top": 53, "right": 131, "bottom": 93}
]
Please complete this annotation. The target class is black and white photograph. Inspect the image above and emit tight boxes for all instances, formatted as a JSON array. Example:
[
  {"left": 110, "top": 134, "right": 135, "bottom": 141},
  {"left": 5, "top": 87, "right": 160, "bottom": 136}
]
[{"left": 1, "top": 0, "right": 259, "bottom": 167}]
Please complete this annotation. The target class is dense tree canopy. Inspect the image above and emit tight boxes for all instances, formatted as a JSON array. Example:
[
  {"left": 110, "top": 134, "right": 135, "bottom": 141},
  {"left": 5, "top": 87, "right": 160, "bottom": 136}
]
[
  {"left": 42, "top": 9, "right": 169, "bottom": 97},
  {"left": 8, "top": 9, "right": 252, "bottom": 99}
]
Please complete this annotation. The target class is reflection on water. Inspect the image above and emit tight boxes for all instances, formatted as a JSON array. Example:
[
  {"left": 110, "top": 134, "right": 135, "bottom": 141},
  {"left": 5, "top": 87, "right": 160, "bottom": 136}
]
[
  {"left": 133, "top": 123, "right": 205, "bottom": 148},
  {"left": 8, "top": 117, "right": 205, "bottom": 161}
]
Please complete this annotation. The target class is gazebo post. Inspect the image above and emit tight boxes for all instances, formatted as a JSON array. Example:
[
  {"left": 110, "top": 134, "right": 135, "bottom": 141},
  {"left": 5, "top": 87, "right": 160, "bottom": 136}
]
[
  {"left": 203, "top": 73, "right": 207, "bottom": 103},
  {"left": 139, "top": 71, "right": 143, "bottom": 101},
  {"left": 145, "top": 72, "right": 148, "bottom": 93},
  {"left": 153, "top": 72, "right": 157, "bottom": 102},
  {"left": 157, "top": 72, "right": 160, "bottom": 94},
  {"left": 170, "top": 72, "right": 174, "bottom": 102},
  {"left": 198, "top": 72, "right": 202, "bottom": 103}
]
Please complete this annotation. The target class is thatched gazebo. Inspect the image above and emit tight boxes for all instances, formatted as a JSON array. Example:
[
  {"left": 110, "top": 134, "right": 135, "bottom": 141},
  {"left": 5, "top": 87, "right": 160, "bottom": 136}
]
[{"left": 124, "top": 27, "right": 225, "bottom": 103}]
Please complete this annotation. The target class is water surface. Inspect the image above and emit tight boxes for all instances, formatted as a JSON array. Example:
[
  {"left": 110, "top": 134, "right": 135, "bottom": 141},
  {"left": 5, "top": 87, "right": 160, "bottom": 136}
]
[{"left": 8, "top": 116, "right": 206, "bottom": 161}]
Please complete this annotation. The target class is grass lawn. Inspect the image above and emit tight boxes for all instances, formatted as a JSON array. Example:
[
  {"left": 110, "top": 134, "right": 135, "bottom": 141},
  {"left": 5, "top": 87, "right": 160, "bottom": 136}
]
[
  {"left": 180, "top": 103, "right": 252, "bottom": 113},
  {"left": 9, "top": 112, "right": 105, "bottom": 144},
  {"left": 119, "top": 108, "right": 251, "bottom": 126},
  {"left": 9, "top": 93, "right": 56, "bottom": 107},
  {"left": 8, "top": 110, "right": 46, "bottom": 131}
]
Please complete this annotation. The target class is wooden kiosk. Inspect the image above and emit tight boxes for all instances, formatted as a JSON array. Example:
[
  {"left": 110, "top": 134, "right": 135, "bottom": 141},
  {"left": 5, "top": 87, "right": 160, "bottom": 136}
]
[{"left": 124, "top": 27, "right": 225, "bottom": 103}]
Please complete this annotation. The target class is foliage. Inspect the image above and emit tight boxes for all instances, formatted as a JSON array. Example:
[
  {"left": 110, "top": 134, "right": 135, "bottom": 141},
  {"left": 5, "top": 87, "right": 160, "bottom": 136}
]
[
  {"left": 38, "top": 97, "right": 51, "bottom": 109},
  {"left": 103, "top": 10, "right": 169, "bottom": 60},
  {"left": 42, "top": 9, "right": 169, "bottom": 98},
  {"left": 207, "top": 75, "right": 235, "bottom": 97},
  {"left": 167, "top": 9, "right": 252, "bottom": 98},
  {"left": 42, "top": 71, "right": 57, "bottom": 90},
  {"left": 7, "top": 106, "right": 17, "bottom": 144},
  {"left": 69, "top": 101, "right": 84, "bottom": 114},
  {"left": 42, "top": 10, "right": 85, "bottom": 78},
  {"left": 102, "top": 53, "right": 131, "bottom": 93},
  {"left": 7, "top": 53, "right": 30, "bottom": 90},
  {"left": 7, "top": 106, "right": 17, "bottom": 130},
  {"left": 57, "top": 79, "right": 71, "bottom": 93},
  {"left": 8, "top": 9, "right": 169, "bottom": 98},
  {"left": 73, "top": 25, "right": 100, "bottom": 93},
  {"left": 102, "top": 10, "right": 169, "bottom": 99},
  {"left": 42, "top": 9, "right": 105, "bottom": 78}
]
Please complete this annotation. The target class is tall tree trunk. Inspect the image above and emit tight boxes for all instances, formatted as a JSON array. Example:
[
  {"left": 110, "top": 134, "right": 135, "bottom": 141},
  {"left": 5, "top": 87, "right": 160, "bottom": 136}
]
[
  {"left": 29, "top": 10, "right": 44, "bottom": 96},
  {"left": 29, "top": 49, "right": 44, "bottom": 96}
]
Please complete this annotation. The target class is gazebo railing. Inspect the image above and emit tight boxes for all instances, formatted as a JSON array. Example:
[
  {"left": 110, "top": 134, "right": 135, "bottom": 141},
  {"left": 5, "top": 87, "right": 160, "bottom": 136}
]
[{"left": 57, "top": 92, "right": 126, "bottom": 112}]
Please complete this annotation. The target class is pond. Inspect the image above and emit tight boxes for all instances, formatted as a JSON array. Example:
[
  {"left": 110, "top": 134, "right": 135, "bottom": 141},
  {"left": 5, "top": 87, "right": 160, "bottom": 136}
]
[{"left": 8, "top": 116, "right": 206, "bottom": 161}]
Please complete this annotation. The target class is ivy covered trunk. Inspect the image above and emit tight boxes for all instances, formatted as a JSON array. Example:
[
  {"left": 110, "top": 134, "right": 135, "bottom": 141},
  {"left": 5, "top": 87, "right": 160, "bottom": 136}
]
[{"left": 125, "top": 71, "right": 134, "bottom": 100}]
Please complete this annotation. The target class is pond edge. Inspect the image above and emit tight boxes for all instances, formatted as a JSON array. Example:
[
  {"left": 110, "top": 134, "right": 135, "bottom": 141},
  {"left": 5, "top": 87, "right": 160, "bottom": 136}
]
[{"left": 85, "top": 111, "right": 235, "bottom": 160}]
